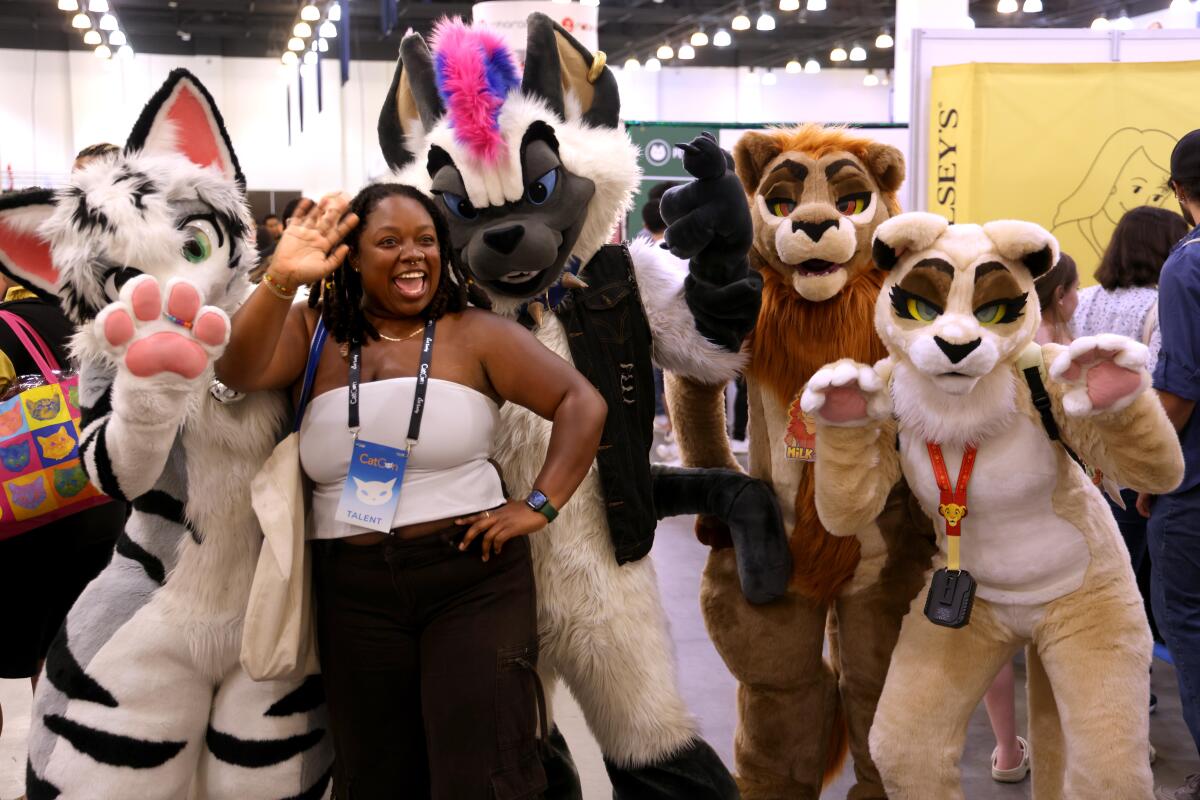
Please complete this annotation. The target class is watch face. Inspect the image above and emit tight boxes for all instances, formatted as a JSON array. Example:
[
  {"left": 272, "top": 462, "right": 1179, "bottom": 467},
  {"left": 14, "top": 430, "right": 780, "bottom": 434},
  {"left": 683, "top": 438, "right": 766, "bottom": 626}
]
[{"left": 527, "top": 490, "right": 548, "bottom": 510}]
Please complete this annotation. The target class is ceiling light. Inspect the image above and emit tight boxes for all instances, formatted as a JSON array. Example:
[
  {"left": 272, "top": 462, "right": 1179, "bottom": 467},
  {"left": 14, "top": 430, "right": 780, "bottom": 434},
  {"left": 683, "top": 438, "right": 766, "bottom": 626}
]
[
  {"left": 996, "top": 0, "right": 1018, "bottom": 12},
  {"left": 712, "top": 28, "right": 732, "bottom": 46},
  {"left": 656, "top": 43, "right": 674, "bottom": 59},
  {"left": 318, "top": 37, "right": 329, "bottom": 52},
  {"left": 1022, "top": 0, "right": 1043, "bottom": 11},
  {"left": 761, "top": 69, "right": 777, "bottom": 85},
  {"left": 830, "top": 44, "right": 847, "bottom": 61},
  {"left": 875, "top": 30, "right": 893, "bottom": 48},
  {"left": 282, "top": 50, "right": 299, "bottom": 65},
  {"left": 117, "top": 44, "right": 133, "bottom": 59},
  {"left": 304, "top": 50, "right": 317, "bottom": 65},
  {"left": 779, "top": 0, "right": 799, "bottom": 10},
  {"left": 293, "top": 21, "right": 312, "bottom": 37},
  {"left": 57, "top": 0, "right": 79, "bottom": 11},
  {"left": 177, "top": 29, "right": 191, "bottom": 41},
  {"left": 1171, "top": 0, "right": 1192, "bottom": 8},
  {"left": 300, "top": 3, "right": 320, "bottom": 21},
  {"left": 691, "top": 29, "right": 709, "bottom": 46},
  {"left": 785, "top": 58, "right": 802, "bottom": 73},
  {"left": 849, "top": 44, "right": 866, "bottom": 61},
  {"left": 86, "top": 0, "right": 107, "bottom": 11},
  {"left": 108, "top": 28, "right": 125, "bottom": 45},
  {"left": 83, "top": 29, "right": 101, "bottom": 44},
  {"left": 965, "top": 15, "right": 976, "bottom": 27},
  {"left": 863, "top": 69, "right": 879, "bottom": 86},
  {"left": 71, "top": 12, "right": 90, "bottom": 28},
  {"left": 678, "top": 44, "right": 695, "bottom": 59},
  {"left": 756, "top": 10, "right": 776, "bottom": 30},
  {"left": 311, "top": 39, "right": 318, "bottom": 50},
  {"left": 645, "top": 56, "right": 662, "bottom": 71},
  {"left": 580, "top": 0, "right": 599, "bottom": 7},
  {"left": 318, "top": 20, "right": 336, "bottom": 37},
  {"left": 1114, "top": 10, "right": 1133, "bottom": 29},
  {"left": 623, "top": 56, "right": 641, "bottom": 70},
  {"left": 804, "top": 57, "right": 820, "bottom": 73},
  {"left": 806, "top": 0, "right": 826, "bottom": 9},
  {"left": 1091, "top": 14, "right": 1110, "bottom": 29},
  {"left": 94, "top": 43, "right": 111, "bottom": 58},
  {"left": 731, "top": 11, "right": 751, "bottom": 30},
  {"left": 327, "top": 3, "right": 341, "bottom": 21},
  {"left": 98, "top": 12, "right": 116, "bottom": 29},
  {"left": 288, "top": 36, "right": 305, "bottom": 50}
]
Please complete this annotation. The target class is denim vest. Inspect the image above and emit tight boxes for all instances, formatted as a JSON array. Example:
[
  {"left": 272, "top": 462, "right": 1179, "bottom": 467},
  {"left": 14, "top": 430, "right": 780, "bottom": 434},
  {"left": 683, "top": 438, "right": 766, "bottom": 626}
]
[{"left": 537, "top": 245, "right": 657, "bottom": 564}]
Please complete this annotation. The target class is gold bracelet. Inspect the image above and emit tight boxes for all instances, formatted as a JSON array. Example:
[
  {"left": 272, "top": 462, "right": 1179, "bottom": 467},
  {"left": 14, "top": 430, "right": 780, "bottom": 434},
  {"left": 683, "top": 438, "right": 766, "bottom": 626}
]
[{"left": 262, "top": 271, "right": 297, "bottom": 300}]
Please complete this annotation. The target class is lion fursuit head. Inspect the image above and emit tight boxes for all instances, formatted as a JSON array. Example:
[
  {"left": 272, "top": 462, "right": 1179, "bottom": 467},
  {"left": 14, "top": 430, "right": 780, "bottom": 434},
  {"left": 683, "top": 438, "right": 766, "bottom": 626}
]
[{"left": 733, "top": 126, "right": 904, "bottom": 302}]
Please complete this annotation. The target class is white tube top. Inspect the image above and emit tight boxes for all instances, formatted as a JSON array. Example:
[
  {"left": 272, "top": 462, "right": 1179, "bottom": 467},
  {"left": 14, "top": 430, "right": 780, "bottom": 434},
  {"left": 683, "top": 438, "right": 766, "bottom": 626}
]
[{"left": 299, "top": 377, "right": 506, "bottom": 539}]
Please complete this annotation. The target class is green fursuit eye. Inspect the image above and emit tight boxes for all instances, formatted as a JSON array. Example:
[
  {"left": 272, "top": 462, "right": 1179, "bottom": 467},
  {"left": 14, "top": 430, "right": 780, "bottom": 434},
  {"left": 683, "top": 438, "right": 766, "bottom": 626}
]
[
  {"left": 182, "top": 229, "right": 212, "bottom": 263},
  {"left": 906, "top": 296, "right": 940, "bottom": 321}
]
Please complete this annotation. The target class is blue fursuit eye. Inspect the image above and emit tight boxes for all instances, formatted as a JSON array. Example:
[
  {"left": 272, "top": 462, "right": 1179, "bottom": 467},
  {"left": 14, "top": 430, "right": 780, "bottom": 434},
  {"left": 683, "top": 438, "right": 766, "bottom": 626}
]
[
  {"left": 525, "top": 169, "right": 559, "bottom": 206},
  {"left": 442, "top": 192, "right": 479, "bottom": 220}
]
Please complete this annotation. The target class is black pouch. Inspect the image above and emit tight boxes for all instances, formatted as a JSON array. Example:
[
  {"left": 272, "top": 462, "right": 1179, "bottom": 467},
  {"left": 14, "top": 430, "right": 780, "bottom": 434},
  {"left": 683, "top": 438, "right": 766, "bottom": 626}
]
[{"left": 924, "top": 567, "right": 976, "bottom": 628}]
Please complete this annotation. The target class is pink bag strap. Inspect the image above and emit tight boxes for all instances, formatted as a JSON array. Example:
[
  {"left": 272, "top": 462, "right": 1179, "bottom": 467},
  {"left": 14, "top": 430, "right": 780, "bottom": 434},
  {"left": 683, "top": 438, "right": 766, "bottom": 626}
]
[{"left": 0, "top": 311, "right": 62, "bottom": 383}]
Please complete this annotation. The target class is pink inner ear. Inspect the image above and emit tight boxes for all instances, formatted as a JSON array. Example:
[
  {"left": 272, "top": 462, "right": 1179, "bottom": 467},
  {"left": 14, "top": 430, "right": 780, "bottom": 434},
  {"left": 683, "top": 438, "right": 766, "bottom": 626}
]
[
  {"left": 0, "top": 219, "right": 57, "bottom": 290},
  {"left": 164, "top": 84, "right": 227, "bottom": 175}
]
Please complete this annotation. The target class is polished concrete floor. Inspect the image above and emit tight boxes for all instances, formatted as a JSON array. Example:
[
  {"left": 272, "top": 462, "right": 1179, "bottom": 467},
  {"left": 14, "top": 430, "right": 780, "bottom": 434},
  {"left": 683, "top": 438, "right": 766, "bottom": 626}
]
[{"left": 3, "top": 513, "right": 1199, "bottom": 798}]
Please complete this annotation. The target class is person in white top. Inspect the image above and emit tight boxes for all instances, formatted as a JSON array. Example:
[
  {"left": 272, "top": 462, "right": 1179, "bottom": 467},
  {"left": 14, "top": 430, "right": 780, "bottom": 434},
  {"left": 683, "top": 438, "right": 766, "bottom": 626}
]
[{"left": 215, "top": 186, "right": 607, "bottom": 799}]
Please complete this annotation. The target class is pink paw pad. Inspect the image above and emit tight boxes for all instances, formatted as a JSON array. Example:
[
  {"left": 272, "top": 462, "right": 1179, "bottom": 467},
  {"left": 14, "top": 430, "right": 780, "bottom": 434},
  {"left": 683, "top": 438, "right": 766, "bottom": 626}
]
[
  {"left": 104, "top": 309, "right": 135, "bottom": 348},
  {"left": 822, "top": 385, "right": 868, "bottom": 424},
  {"left": 166, "top": 282, "right": 202, "bottom": 321},
  {"left": 125, "top": 332, "right": 208, "bottom": 380},
  {"left": 1087, "top": 360, "right": 1140, "bottom": 410},
  {"left": 192, "top": 311, "right": 227, "bottom": 348},
  {"left": 130, "top": 279, "right": 162, "bottom": 322}
]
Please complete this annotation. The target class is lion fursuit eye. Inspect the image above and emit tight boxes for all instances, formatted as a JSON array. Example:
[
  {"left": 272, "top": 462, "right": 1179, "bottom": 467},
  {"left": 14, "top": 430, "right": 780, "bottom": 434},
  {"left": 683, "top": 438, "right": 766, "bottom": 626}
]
[
  {"left": 835, "top": 192, "right": 872, "bottom": 216},
  {"left": 891, "top": 286, "right": 942, "bottom": 322},
  {"left": 972, "top": 295, "right": 1027, "bottom": 325},
  {"left": 767, "top": 197, "right": 796, "bottom": 217}
]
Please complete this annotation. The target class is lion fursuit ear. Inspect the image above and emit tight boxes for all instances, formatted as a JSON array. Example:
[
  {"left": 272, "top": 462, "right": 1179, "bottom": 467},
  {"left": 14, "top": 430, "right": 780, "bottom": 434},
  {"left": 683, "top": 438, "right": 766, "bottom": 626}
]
[
  {"left": 872, "top": 212, "right": 949, "bottom": 271},
  {"left": 982, "top": 220, "right": 1059, "bottom": 279},
  {"left": 378, "top": 32, "right": 446, "bottom": 171},
  {"left": 522, "top": 12, "right": 620, "bottom": 129},
  {"left": 732, "top": 132, "right": 784, "bottom": 195},
  {"left": 864, "top": 142, "right": 905, "bottom": 195},
  {"left": 0, "top": 189, "right": 60, "bottom": 303}
]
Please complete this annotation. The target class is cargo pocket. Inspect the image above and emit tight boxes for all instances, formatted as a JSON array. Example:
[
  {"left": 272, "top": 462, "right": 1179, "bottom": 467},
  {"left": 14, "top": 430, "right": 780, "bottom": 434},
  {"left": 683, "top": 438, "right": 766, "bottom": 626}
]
[{"left": 493, "top": 642, "right": 548, "bottom": 798}]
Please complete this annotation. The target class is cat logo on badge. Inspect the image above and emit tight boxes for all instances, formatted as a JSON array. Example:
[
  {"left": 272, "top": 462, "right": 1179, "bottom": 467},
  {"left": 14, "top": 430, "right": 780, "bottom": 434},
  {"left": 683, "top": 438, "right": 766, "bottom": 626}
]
[{"left": 353, "top": 477, "right": 396, "bottom": 506}]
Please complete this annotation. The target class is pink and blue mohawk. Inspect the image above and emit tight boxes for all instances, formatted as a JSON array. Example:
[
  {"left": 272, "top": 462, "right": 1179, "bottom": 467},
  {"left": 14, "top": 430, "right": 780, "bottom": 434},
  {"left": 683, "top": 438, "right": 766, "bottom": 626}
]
[{"left": 431, "top": 19, "right": 521, "bottom": 164}]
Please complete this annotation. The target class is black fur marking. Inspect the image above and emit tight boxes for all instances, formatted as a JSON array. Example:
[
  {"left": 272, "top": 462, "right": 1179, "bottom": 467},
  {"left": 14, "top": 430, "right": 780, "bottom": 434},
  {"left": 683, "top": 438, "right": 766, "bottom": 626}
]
[
  {"left": 133, "top": 489, "right": 200, "bottom": 544},
  {"left": 43, "top": 714, "right": 187, "bottom": 768},
  {"left": 520, "top": 121, "right": 560, "bottom": 157},
  {"left": 378, "top": 34, "right": 445, "bottom": 171},
  {"left": 45, "top": 627, "right": 118, "bottom": 707},
  {"left": 25, "top": 762, "right": 61, "bottom": 800},
  {"left": 115, "top": 530, "right": 166, "bottom": 585},
  {"left": 205, "top": 726, "right": 325, "bottom": 768},
  {"left": 125, "top": 69, "right": 246, "bottom": 189},
  {"left": 265, "top": 675, "right": 325, "bottom": 717},
  {"left": 521, "top": 14, "right": 565, "bottom": 119},
  {"left": 427, "top": 146, "right": 454, "bottom": 180},
  {"left": 69, "top": 189, "right": 112, "bottom": 236},
  {"left": 285, "top": 767, "right": 332, "bottom": 800},
  {"left": 115, "top": 166, "right": 157, "bottom": 212},
  {"left": 1023, "top": 245, "right": 1055, "bottom": 279},
  {"left": 88, "top": 420, "right": 127, "bottom": 502},
  {"left": 873, "top": 237, "right": 901, "bottom": 270}
]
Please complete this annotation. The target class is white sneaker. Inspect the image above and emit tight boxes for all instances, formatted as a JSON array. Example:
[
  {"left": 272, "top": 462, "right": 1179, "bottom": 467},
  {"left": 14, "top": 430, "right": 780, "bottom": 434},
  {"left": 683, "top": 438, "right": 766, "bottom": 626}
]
[
  {"left": 991, "top": 736, "right": 1029, "bottom": 783},
  {"left": 730, "top": 437, "right": 749, "bottom": 454}
]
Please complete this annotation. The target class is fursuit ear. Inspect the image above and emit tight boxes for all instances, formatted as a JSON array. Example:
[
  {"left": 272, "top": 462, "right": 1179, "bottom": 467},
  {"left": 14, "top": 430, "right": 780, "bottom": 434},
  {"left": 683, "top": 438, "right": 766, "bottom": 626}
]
[
  {"left": 863, "top": 142, "right": 905, "bottom": 195},
  {"left": 732, "top": 132, "right": 783, "bottom": 195},
  {"left": 125, "top": 69, "right": 244, "bottom": 189},
  {"left": 378, "top": 33, "right": 446, "bottom": 171},
  {"left": 872, "top": 212, "right": 949, "bottom": 271},
  {"left": 981, "top": 220, "right": 1059, "bottom": 279},
  {"left": 521, "top": 12, "right": 619, "bottom": 128},
  {"left": 0, "top": 189, "right": 61, "bottom": 303}
]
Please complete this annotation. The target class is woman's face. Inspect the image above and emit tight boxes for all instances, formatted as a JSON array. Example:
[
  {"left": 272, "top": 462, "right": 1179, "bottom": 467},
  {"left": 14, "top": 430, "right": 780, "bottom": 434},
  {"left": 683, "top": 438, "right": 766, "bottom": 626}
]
[
  {"left": 1103, "top": 148, "right": 1172, "bottom": 223},
  {"left": 355, "top": 195, "right": 442, "bottom": 319}
]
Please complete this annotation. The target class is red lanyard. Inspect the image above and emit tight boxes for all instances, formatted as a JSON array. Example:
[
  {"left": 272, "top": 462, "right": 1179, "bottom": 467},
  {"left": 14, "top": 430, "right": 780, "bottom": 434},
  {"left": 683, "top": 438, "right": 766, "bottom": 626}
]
[{"left": 926, "top": 442, "right": 978, "bottom": 571}]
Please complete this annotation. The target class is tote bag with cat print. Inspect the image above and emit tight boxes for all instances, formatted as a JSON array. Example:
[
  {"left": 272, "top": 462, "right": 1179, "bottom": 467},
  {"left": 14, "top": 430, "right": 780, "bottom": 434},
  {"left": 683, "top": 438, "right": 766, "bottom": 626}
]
[{"left": 0, "top": 310, "right": 109, "bottom": 541}]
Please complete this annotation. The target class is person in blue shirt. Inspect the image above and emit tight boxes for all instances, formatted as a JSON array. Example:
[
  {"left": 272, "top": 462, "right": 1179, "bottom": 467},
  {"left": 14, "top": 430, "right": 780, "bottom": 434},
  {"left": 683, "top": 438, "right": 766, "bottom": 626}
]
[{"left": 1146, "top": 128, "right": 1200, "bottom": 800}]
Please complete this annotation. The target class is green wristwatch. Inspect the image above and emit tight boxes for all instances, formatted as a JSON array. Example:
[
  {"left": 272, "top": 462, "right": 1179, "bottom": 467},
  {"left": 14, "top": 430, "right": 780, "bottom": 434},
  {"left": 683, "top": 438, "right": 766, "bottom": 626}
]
[{"left": 525, "top": 490, "right": 558, "bottom": 522}]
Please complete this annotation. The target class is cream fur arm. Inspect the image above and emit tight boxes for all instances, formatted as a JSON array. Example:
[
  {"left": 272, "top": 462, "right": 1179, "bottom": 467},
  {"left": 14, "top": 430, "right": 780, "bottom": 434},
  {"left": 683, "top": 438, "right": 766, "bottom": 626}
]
[
  {"left": 812, "top": 421, "right": 902, "bottom": 535},
  {"left": 630, "top": 237, "right": 748, "bottom": 384},
  {"left": 1044, "top": 340, "right": 1185, "bottom": 495}
]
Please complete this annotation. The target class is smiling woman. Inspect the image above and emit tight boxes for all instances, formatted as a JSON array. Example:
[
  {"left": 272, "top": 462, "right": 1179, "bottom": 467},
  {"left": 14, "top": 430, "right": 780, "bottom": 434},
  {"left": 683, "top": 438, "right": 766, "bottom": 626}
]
[{"left": 213, "top": 185, "right": 607, "bottom": 799}]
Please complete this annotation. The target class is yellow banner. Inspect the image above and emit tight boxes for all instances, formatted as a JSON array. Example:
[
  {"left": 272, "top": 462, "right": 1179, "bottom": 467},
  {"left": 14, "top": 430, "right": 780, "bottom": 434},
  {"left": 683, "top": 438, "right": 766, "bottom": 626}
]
[{"left": 929, "top": 60, "right": 1200, "bottom": 284}]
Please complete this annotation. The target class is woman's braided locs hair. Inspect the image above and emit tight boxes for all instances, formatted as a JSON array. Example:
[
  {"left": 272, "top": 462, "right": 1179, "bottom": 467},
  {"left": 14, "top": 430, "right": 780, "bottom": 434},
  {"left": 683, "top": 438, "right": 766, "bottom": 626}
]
[{"left": 307, "top": 183, "right": 490, "bottom": 344}]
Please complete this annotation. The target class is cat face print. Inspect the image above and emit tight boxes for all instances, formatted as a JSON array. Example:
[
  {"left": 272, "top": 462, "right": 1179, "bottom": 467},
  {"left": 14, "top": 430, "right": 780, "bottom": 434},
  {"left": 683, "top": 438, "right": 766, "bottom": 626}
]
[
  {"left": 26, "top": 396, "right": 61, "bottom": 422},
  {"left": 38, "top": 427, "right": 76, "bottom": 462},
  {"left": 9, "top": 474, "right": 47, "bottom": 510},
  {"left": 0, "top": 403, "right": 24, "bottom": 437},
  {"left": 353, "top": 477, "right": 397, "bottom": 507},
  {"left": 0, "top": 440, "right": 31, "bottom": 472},
  {"left": 53, "top": 463, "right": 90, "bottom": 498}
]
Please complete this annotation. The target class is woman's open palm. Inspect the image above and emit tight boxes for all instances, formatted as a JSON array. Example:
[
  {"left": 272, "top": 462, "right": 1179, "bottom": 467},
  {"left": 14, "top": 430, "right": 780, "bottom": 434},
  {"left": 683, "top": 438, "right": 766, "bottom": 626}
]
[{"left": 272, "top": 193, "right": 360, "bottom": 286}]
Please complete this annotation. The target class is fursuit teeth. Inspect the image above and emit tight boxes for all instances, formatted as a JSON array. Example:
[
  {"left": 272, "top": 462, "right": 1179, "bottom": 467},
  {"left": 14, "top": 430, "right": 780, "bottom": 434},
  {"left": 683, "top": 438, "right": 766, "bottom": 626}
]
[{"left": 431, "top": 19, "right": 520, "bottom": 164}]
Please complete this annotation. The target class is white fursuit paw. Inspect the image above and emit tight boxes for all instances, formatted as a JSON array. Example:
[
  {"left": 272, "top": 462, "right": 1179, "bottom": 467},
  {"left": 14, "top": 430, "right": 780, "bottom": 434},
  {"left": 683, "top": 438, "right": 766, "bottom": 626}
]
[
  {"left": 801, "top": 359, "right": 891, "bottom": 427},
  {"left": 1049, "top": 334, "right": 1150, "bottom": 417}
]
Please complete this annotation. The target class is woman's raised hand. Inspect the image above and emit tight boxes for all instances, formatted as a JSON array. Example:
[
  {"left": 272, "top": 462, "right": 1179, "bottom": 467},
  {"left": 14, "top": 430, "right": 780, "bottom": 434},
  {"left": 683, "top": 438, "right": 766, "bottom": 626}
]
[{"left": 269, "top": 193, "right": 360, "bottom": 289}]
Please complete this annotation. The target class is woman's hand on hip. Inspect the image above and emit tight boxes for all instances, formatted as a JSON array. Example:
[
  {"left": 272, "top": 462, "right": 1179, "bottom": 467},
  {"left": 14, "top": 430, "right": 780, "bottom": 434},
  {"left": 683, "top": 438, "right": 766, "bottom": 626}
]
[
  {"left": 456, "top": 500, "right": 547, "bottom": 561},
  {"left": 269, "top": 193, "right": 359, "bottom": 289}
]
